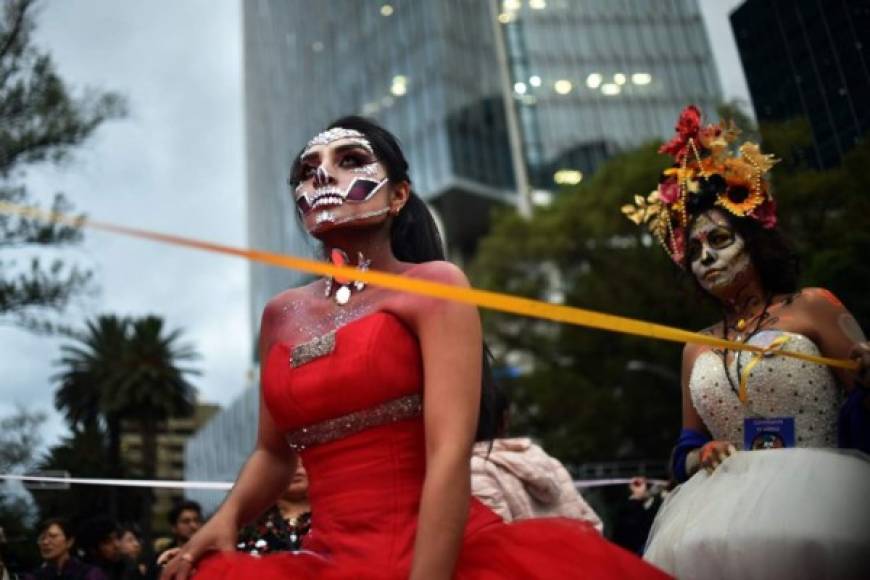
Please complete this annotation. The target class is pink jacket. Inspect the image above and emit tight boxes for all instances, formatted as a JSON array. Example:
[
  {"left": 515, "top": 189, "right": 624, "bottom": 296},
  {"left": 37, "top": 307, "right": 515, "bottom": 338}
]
[{"left": 471, "top": 438, "right": 603, "bottom": 532}]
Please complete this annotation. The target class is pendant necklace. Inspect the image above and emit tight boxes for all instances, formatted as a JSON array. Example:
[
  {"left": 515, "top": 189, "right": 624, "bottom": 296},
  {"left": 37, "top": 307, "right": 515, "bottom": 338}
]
[
  {"left": 721, "top": 293, "right": 773, "bottom": 399},
  {"left": 324, "top": 248, "right": 371, "bottom": 306}
]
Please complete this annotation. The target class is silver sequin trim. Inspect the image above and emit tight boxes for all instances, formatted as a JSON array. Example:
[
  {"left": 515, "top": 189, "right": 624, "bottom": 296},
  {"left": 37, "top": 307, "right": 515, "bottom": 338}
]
[
  {"left": 286, "top": 393, "right": 422, "bottom": 451},
  {"left": 290, "top": 332, "right": 336, "bottom": 368}
]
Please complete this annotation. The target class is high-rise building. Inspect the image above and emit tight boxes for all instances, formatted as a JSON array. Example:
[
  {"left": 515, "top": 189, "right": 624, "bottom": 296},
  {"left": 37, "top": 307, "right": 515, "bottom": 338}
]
[
  {"left": 244, "top": 0, "right": 722, "bottom": 338},
  {"left": 120, "top": 402, "right": 220, "bottom": 534},
  {"left": 185, "top": 388, "right": 258, "bottom": 514},
  {"left": 731, "top": 0, "right": 870, "bottom": 169}
]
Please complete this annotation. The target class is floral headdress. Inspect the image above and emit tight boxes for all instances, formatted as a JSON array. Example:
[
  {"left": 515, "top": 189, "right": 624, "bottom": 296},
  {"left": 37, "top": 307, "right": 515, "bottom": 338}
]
[{"left": 622, "top": 105, "right": 779, "bottom": 266}]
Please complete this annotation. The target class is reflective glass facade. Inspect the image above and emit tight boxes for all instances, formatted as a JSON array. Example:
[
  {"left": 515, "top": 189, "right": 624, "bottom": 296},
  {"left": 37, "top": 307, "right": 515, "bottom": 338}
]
[
  {"left": 732, "top": 0, "right": 870, "bottom": 169},
  {"left": 505, "top": 0, "right": 721, "bottom": 185}
]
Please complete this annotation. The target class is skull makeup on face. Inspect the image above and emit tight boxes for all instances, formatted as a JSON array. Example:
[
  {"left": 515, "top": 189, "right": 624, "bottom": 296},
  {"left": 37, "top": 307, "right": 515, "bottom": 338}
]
[
  {"left": 292, "top": 128, "right": 391, "bottom": 231},
  {"left": 688, "top": 210, "right": 751, "bottom": 293}
]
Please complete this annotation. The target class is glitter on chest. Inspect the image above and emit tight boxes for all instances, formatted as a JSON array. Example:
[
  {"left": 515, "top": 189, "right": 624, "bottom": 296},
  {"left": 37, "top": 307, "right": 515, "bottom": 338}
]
[{"left": 689, "top": 331, "right": 841, "bottom": 449}]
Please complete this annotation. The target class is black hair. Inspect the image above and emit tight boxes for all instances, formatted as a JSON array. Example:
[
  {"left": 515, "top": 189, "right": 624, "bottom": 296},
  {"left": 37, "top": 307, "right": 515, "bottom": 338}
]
[
  {"left": 289, "top": 116, "right": 498, "bottom": 441},
  {"left": 167, "top": 500, "right": 202, "bottom": 527},
  {"left": 118, "top": 522, "right": 141, "bottom": 539},
  {"left": 76, "top": 516, "right": 118, "bottom": 558},
  {"left": 681, "top": 193, "right": 800, "bottom": 296},
  {"left": 37, "top": 517, "right": 74, "bottom": 540}
]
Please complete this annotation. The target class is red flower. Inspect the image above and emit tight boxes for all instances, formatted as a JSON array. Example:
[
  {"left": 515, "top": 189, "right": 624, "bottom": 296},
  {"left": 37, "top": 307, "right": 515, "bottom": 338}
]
[
  {"left": 750, "top": 198, "right": 778, "bottom": 229},
  {"left": 658, "top": 178, "right": 680, "bottom": 204},
  {"left": 659, "top": 105, "right": 702, "bottom": 162}
]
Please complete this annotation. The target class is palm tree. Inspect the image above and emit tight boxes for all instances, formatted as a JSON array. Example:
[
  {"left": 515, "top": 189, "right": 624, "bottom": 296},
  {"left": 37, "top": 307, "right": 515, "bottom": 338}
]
[
  {"left": 53, "top": 314, "right": 200, "bottom": 534},
  {"left": 109, "top": 315, "right": 199, "bottom": 540},
  {"left": 54, "top": 315, "right": 129, "bottom": 516}
]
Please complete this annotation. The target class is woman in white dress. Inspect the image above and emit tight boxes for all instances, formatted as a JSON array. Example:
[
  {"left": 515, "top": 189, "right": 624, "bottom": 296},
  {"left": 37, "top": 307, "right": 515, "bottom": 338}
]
[{"left": 623, "top": 105, "right": 870, "bottom": 580}]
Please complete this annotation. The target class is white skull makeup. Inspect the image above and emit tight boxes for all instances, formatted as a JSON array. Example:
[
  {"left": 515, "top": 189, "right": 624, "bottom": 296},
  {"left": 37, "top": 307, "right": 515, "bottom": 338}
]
[
  {"left": 688, "top": 210, "right": 751, "bottom": 293},
  {"left": 293, "top": 127, "right": 392, "bottom": 228}
]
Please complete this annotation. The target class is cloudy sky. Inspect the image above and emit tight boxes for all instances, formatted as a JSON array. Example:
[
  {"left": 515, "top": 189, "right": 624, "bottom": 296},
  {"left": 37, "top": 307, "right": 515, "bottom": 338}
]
[{"left": 0, "top": 0, "right": 750, "bottom": 455}]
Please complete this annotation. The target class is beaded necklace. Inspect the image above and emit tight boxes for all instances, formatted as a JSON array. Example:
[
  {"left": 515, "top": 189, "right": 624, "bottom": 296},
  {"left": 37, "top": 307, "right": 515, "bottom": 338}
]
[{"left": 721, "top": 293, "right": 773, "bottom": 399}]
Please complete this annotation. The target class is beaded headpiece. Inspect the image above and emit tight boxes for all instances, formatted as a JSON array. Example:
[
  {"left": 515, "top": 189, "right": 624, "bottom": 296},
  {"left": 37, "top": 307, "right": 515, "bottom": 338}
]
[
  {"left": 621, "top": 105, "right": 779, "bottom": 266},
  {"left": 303, "top": 127, "right": 373, "bottom": 157}
]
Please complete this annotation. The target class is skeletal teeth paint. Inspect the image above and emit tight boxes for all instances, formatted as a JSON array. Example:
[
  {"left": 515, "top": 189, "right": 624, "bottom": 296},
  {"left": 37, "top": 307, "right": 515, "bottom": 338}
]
[{"left": 295, "top": 178, "right": 388, "bottom": 215}]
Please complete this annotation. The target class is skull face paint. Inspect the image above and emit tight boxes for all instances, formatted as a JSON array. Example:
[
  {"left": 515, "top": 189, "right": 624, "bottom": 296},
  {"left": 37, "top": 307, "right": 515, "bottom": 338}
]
[
  {"left": 291, "top": 128, "right": 392, "bottom": 233},
  {"left": 688, "top": 210, "right": 751, "bottom": 293}
]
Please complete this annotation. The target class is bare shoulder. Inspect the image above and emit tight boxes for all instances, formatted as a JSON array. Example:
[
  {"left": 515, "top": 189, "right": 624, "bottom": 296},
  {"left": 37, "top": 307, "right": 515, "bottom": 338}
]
[
  {"left": 263, "top": 285, "right": 311, "bottom": 320},
  {"left": 391, "top": 261, "right": 476, "bottom": 329},
  {"left": 260, "top": 283, "right": 318, "bottom": 342},
  {"left": 403, "top": 260, "right": 471, "bottom": 287},
  {"left": 791, "top": 287, "right": 845, "bottom": 311},
  {"left": 682, "top": 323, "right": 719, "bottom": 369}
]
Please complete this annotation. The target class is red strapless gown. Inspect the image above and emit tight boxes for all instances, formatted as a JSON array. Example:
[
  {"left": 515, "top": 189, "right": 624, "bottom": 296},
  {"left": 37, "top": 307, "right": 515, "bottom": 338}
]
[{"left": 196, "top": 312, "right": 669, "bottom": 579}]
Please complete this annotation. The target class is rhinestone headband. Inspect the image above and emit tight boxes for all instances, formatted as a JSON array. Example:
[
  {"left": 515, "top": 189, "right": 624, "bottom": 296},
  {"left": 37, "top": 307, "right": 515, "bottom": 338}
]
[{"left": 303, "top": 127, "right": 373, "bottom": 156}]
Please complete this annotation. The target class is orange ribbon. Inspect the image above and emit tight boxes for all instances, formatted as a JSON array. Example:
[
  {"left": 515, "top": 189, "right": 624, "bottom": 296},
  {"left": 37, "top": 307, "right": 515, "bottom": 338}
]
[{"left": 0, "top": 201, "right": 858, "bottom": 373}]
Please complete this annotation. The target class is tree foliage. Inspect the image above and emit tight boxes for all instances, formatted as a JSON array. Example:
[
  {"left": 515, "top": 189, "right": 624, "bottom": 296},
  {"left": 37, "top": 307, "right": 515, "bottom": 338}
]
[
  {"left": 46, "top": 314, "right": 199, "bottom": 537},
  {"left": 0, "top": 0, "right": 125, "bottom": 333},
  {"left": 0, "top": 407, "right": 44, "bottom": 571},
  {"left": 470, "top": 111, "right": 870, "bottom": 469}
]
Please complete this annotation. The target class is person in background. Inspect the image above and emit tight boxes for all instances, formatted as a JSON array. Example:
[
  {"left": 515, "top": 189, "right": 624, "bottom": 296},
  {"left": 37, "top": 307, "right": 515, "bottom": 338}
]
[
  {"left": 149, "top": 502, "right": 202, "bottom": 579},
  {"left": 77, "top": 517, "right": 130, "bottom": 580},
  {"left": 164, "top": 502, "right": 201, "bottom": 553},
  {"left": 117, "top": 525, "right": 146, "bottom": 578},
  {"left": 1, "top": 526, "right": 18, "bottom": 580},
  {"left": 470, "top": 386, "right": 603, "bottom": 531},
  {"left": 24, "top": 518, "right": 106, "bottom": 580},
  {"left": 612, "top": 477, "right": 665, "bottom": 554},
  {"left": 236, "top": 461, "right": 312, "bottom": 555}
]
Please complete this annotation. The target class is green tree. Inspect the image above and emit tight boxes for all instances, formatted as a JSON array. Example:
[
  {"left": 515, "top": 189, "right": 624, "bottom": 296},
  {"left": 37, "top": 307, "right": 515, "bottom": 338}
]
[
  {"left": 52, "top": 314, "right": 199, "bottom": 537},
  {"left": 0, "top": 407, "right": 44, "bottom": 570},
  {"left": 32, "top": 423, "right": 147, "bottom": 544},
  {"left": 53, "top": 314, "right": 129, "bottom": 516},
  {"left": 471, "top": 142, "right": 710, "bottom": 468},
  {"left": 0, "top": 0, "right": 125, "bottom": 333}
]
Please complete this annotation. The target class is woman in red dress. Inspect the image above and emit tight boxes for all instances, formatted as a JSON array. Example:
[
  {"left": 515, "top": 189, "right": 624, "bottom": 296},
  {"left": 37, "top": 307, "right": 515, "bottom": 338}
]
[{"left": 161, "top": 117, "right": 669, "bottom": 579}]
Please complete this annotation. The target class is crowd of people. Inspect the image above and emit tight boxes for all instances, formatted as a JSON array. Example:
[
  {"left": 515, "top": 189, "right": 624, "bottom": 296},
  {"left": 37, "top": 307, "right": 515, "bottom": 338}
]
[
  {"left": 0, "top": 500, "right": 204, "bottom": 580},
  {"left": 3, "top": 434, "right": 611, "bottom": 579}
]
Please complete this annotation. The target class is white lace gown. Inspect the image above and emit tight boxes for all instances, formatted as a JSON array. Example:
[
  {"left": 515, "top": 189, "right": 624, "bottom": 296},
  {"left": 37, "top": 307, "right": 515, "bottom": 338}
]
[{"left": 644, "top": 330, "right": 870, "bottom": 580}]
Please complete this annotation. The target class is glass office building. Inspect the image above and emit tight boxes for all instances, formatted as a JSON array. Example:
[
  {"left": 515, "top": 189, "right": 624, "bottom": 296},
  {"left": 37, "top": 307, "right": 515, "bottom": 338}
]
[
  {"left": 504, "top": 0, "right": 721, "bottom": 185},
  {"left": 185, "top": 0, "right": 722, "bottom": 494},
  {"left": 732, "top": 0, "right": 870, "bottom": 169},
  {"left": 244, "top": 0, "right": 722, "bottom": 329}
]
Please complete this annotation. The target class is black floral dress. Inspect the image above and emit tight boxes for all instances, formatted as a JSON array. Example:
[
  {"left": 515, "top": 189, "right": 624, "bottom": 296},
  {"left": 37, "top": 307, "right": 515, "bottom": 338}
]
[{"left": 236, "top": 506, "right": 311, "bottom": 555}]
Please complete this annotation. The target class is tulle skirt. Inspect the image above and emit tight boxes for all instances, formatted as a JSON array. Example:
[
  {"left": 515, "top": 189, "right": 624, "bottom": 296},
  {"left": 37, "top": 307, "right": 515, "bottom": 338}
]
[
  {"left": 644, "top": 448, "right": 870, "bottom": 580},
  {"left": 196, "top": 516, "right": 670, "bottom": 579}
]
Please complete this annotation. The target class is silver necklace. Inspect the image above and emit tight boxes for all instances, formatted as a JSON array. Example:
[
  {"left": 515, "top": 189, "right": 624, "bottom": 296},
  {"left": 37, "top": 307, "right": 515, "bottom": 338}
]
[{"left": 324, "top": 249, "right": 371, "bottom": 306}]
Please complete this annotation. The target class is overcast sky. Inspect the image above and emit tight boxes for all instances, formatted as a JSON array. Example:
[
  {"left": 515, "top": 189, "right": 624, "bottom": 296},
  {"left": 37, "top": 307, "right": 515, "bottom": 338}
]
[{"left": 0, "top": 0, "right": 750, "bottom": 455}]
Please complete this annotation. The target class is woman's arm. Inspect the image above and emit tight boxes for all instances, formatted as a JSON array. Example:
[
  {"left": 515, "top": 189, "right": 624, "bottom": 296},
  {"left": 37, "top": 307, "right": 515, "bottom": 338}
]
[
  {"left": 407, "top": 263, "right": 481, "bottom": 580},
  {"left": 162, "top": 301, "right": 297, "bottom": 580},
  {"left": 674, "top": 342, "right": 726, "bottom": 480},
  {"left": 797, "top": 288, "right": 867, "bottom": 389}
]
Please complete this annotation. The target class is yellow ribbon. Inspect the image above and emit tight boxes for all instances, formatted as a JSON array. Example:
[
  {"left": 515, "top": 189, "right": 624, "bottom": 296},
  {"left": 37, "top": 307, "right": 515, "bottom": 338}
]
[
  {"left": 0, "top": 201, "right": 858, "bottom": 372},
  {"left": 738, "top": 335, "right": 791, "bottom": 403}
]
